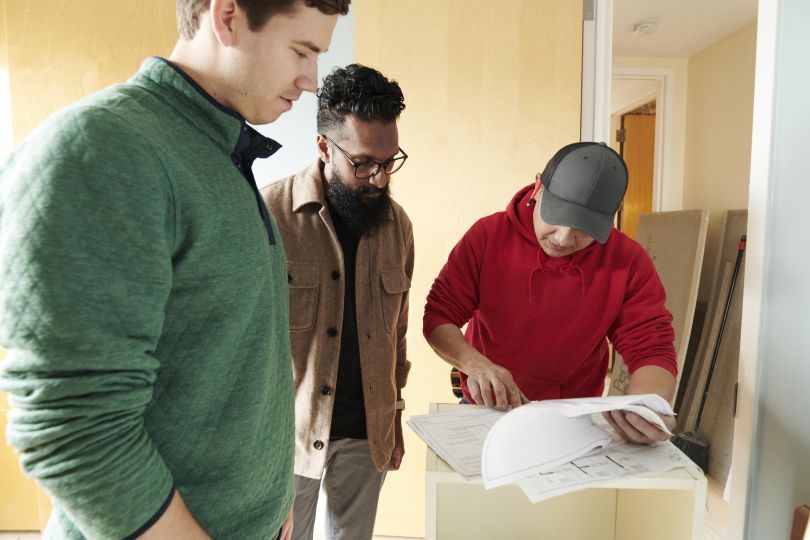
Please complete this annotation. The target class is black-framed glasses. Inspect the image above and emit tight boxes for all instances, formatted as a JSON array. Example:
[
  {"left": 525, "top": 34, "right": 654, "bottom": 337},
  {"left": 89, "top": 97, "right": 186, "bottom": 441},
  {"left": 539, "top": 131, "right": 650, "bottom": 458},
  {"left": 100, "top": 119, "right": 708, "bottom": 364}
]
[{"left": 323, "top": 134, "right": 408, "bottom": 179}]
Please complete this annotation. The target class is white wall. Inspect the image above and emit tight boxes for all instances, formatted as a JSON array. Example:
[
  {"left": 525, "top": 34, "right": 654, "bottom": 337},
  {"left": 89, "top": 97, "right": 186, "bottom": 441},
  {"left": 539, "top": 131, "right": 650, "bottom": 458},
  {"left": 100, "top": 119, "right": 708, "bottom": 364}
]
[
  {"left": 736, "top": 0, "right": 810, "bottom": 537},
  {"left": 682, "top": 23, "right": 757, "bottom": 304},
  {"left": 253, "top": 13, "right": 354, "bottom": 187}
]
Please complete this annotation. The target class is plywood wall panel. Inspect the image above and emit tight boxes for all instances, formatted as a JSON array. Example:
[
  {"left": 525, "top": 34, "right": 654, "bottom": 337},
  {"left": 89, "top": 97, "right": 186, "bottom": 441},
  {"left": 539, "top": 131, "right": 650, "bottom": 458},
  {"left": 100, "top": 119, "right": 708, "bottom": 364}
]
[
  {"left": 355, "top": 1, "right": 583, "bottom": 536},
  {"left": 5, "top": 0, "right": 176, "bottom": 143},
  {"left": 1, "top": 1, "right": 176, "bottom": 530}
]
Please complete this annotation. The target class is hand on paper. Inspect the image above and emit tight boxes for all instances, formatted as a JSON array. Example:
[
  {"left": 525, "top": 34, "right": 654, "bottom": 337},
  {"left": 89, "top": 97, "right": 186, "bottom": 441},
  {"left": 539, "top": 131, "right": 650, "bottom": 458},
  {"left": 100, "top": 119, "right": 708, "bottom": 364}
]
[
  {"left": 425, "top": 323, "right": 529, "bottom": 410},
  {"left": 466, "top": 360, "right": 530, "bottom": 411},
  {"left": 387, "top": 410, "right": 405, "bottom": 471},
  {"left": 602, "top": 409, "right": 676, "bottom": 444}
]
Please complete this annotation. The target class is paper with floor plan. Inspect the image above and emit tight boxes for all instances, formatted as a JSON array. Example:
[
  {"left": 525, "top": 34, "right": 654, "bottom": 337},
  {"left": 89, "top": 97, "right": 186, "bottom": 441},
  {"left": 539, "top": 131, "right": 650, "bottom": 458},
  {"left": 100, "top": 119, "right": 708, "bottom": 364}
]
[
  {"left": 516, "top": 415, "right": 695, "bottom": 503},
  {"left": 481, "top": 405, "right": 613, "bottom": 488},
  {"left": 408, "top": 394, "right": 684, "bottom": 501}
]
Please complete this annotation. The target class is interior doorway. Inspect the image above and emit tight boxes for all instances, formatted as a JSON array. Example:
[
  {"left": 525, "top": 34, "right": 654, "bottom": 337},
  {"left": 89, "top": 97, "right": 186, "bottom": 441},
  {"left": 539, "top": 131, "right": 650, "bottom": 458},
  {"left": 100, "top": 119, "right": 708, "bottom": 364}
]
[
  {"left": 609, "top": 69, "right": 674, "bottom": 216},
  {"left": 616, "top": 101, "right": 656, "bottom": 240}
]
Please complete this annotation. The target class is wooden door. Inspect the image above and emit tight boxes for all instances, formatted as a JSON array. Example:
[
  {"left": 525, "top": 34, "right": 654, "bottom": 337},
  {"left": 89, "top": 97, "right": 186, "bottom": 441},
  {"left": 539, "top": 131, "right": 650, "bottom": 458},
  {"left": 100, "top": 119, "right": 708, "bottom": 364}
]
[{"left": 619, "top": 107, "right": 656, "bottom": 239}]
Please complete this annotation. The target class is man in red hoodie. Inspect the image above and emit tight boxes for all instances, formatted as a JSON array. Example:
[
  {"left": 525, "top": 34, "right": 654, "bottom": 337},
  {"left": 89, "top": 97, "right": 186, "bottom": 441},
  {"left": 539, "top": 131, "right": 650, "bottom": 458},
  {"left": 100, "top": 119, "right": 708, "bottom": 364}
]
[{"left": 424, "top": 142, "right": 677, "bottom": 444}]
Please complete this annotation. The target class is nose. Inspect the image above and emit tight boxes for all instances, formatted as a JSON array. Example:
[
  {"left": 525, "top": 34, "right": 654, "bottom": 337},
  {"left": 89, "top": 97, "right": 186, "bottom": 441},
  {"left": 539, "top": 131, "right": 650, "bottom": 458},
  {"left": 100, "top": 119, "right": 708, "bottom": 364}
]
[
  {"left": 368, "top": 169, "right": 390, "bottom": 189},
  {"left": 553, "top": 227, "right": 577, "bottom": 247},
  {"left": 296, "top": 58, "right": 318, "bottom": 93}
]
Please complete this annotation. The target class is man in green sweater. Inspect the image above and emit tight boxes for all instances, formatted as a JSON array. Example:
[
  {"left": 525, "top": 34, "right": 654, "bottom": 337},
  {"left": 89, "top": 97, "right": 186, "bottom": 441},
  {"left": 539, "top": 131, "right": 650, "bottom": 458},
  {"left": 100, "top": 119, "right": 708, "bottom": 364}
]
[{"left": 0, "top": 1, "right": 349, "bottom": 539}]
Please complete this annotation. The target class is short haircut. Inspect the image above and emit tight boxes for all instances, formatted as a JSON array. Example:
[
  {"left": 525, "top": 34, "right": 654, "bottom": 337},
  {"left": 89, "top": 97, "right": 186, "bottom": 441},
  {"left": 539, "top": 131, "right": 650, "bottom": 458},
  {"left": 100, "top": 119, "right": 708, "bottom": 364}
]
[
  {"left": 317, "top": 64, "right": 406, "bottom": 136},
  {"left": 177, "top": 0, "right": 351, "bottom": 40}
]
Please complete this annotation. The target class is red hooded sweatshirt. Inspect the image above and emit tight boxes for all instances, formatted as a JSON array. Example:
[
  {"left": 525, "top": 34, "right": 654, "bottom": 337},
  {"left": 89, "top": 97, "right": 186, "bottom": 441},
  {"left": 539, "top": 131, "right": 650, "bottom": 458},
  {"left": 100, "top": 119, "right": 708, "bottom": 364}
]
[{"left": 423, "top": 184, "right": 677, "bottom": 403}]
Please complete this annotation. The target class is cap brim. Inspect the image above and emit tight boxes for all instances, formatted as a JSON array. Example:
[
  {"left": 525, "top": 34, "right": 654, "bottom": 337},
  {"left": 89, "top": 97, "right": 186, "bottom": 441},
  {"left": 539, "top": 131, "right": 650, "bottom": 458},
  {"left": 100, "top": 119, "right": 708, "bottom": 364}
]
[{"left": 540, "top": 190, "right": 614, "bottom": 244}]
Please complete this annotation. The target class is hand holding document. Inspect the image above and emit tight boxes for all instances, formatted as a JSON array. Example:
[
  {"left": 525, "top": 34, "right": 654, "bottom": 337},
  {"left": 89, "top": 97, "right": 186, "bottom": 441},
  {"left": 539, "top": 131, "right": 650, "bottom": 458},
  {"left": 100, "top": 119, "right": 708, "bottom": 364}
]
[
  {"left": 408, "top": 394, "right": 688, "bottom": 502},
  {"left": 480, "top": 394, "right": 674, "bottom": 489}
]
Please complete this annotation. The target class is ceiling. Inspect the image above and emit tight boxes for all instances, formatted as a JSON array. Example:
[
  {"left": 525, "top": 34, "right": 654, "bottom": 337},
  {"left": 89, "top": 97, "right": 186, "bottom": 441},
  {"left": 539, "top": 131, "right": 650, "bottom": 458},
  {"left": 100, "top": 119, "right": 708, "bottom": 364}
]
[{"left": 612, "top": 0, "right": 758, "bottom": 58}]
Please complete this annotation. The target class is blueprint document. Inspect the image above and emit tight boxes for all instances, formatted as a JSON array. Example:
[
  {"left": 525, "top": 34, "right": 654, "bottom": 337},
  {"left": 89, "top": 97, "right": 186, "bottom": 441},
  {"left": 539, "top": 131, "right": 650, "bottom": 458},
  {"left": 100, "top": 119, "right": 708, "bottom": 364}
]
[
  {"left": 408, "top": 394, "right": 693, "bottom": 502},
  {"left": 516, "top": 415, "right": 695, "bottom": 503}
]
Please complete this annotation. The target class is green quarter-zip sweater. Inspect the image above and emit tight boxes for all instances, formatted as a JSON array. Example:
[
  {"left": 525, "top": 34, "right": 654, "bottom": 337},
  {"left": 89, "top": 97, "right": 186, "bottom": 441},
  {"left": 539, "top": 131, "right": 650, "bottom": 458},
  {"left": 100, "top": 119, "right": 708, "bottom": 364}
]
[{"left": 0, "top": 58, "right": 294, "bottom": 539}]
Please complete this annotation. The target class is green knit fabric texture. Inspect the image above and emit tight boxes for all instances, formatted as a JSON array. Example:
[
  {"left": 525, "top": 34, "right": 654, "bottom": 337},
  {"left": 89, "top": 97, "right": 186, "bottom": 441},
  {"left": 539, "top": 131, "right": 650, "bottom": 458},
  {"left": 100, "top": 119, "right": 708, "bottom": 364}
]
[{"left": 0, "top": 58, "right": 294, "bottom": 539}]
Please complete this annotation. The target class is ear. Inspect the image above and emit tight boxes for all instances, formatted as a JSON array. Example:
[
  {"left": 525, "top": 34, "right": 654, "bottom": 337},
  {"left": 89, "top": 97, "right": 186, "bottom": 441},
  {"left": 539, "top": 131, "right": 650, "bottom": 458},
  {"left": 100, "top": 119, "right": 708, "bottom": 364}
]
[
  {"left": 210, "top": 0, "right": 240, "bottom": 47},
  {"left": 316, "top": 134, "right": 330, "bottom": 163},
  {"left": 527, "top": 173, "right": 543, "bottom": 205}
]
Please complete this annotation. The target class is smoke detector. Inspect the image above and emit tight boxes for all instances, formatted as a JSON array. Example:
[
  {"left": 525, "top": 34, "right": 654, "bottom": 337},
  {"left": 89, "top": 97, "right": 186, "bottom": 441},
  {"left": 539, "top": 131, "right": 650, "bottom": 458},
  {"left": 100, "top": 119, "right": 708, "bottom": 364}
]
[{"left": 632, "top": 19, "right": 658, "bottom": 38}]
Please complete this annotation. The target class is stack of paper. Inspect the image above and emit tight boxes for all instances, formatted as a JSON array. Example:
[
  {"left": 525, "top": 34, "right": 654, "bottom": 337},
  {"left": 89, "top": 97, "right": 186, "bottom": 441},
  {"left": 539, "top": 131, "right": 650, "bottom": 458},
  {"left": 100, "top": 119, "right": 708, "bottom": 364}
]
[
  {"left": 408, "top": 394, "right": 694, "bottom": 502},
  {"left": 406, "top": 407, "right": 504, "bottom": 480}
]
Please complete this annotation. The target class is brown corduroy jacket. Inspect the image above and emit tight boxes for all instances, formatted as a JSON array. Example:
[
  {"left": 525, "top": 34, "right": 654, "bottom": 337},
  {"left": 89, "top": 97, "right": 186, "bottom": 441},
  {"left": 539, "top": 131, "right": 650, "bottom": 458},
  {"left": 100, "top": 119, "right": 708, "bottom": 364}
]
[{"left": 261, "top": 161, "right": 413, "bottom": 478}]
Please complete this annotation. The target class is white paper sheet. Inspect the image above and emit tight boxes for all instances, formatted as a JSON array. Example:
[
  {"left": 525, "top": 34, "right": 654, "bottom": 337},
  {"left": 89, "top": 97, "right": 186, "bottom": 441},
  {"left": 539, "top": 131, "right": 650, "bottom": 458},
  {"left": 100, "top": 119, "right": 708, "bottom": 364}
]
[
  {"left": 406, "top": 408, "right": 504, "bottom": 480},
  {"left": 516, "top": 415, "right": 695, "bottom": 503},
  {"left": 533, "top": 394, "right": 675, "bottom": 435},
  {"left": 408, "top": 394, "right": 685, "bottom": 502},
  {"left": 481, "top": 406, "right": 612, "bottom": 488}
]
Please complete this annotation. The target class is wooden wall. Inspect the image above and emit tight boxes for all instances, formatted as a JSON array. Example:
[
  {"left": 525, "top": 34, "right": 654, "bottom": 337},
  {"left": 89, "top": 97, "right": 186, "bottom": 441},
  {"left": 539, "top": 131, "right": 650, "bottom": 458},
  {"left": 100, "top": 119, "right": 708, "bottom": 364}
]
[
  {"left": 355, "top": 1, "right": 584, "bottom": 536},
  {"left": 0, "top": 0, "right": 176, "bottom": 530}
]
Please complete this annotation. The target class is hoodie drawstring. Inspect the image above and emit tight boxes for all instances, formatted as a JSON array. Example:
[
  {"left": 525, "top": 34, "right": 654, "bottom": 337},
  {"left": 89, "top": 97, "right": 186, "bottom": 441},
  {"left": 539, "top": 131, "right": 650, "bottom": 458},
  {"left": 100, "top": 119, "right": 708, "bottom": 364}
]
[
  {"left": 529, "top": 250, "right": 586, "bottom": 302},
  {"left": 528, "top": 249, "right": 551, "bottom": 303},
  {"left": 559, "top": 262, "right": 586, "bottom": 295}
]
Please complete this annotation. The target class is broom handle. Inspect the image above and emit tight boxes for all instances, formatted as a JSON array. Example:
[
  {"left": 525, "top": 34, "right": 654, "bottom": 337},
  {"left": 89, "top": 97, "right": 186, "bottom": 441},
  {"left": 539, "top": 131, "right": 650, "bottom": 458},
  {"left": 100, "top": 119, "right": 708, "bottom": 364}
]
[{"left": 695, "top": 235, "right": 747, "bottom": 431}]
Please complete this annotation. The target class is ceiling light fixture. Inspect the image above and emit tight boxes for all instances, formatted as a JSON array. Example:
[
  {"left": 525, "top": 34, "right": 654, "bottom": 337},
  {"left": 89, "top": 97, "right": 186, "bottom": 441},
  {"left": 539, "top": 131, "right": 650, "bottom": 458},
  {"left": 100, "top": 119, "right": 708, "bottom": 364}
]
[{"left": 632, "top": 20, "right": 658, "bottom": 38}]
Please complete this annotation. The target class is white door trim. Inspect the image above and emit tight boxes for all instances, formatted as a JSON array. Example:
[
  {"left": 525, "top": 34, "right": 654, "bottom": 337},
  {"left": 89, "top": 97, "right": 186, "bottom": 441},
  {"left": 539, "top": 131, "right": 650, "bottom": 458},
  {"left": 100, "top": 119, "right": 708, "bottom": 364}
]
[
  {"left": 612, "top": 67, "right": 674, "bottom": 212},
  {"left": 581, "top": 0, "right": 613, "bottom": 143},
  {"left": 728, "top": 0, "right": 777, "bottom": 537}
]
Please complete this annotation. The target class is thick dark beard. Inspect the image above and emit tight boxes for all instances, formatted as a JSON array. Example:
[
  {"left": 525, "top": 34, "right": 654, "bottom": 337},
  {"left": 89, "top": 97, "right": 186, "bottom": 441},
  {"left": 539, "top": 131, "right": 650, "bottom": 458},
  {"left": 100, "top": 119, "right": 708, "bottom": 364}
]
[{"left": 326, "top": 169, "right": 392, "bottom": 237}]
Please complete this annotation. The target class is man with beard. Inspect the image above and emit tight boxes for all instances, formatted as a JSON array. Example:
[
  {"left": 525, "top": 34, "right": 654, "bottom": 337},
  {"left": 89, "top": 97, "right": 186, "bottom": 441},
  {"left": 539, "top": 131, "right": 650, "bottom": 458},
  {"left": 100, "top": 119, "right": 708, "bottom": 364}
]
[{"left": 261, "top": 63, "right": 412, "bottom": 540}]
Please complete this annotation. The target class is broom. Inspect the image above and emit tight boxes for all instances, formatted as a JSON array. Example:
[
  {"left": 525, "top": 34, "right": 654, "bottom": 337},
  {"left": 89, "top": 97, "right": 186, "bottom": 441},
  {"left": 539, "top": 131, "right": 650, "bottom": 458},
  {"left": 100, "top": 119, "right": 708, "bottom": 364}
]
[{"left": 672, "top": 234, "right": 746, "bottom": 473}]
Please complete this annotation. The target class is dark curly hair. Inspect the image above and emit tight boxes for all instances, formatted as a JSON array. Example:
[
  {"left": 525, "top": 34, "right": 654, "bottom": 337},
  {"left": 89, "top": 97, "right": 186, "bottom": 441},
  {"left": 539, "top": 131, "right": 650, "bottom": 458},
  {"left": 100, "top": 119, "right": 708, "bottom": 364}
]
[{"left": 317, "top": 64, "right": 405, "bottom": 136}]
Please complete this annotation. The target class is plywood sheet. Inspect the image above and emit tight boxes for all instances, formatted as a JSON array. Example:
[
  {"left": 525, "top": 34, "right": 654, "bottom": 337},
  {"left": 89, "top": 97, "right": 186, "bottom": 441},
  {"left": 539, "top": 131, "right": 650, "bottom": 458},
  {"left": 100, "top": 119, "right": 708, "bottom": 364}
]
[
  {"left": 678, "top": 210, "right": 747, "bottom": 430},
  {"left": 609, "top": 210, "right": 709, "bottom": 400},
  {"left": 700, "top": 261, "right": 744, "bottom": 487}
]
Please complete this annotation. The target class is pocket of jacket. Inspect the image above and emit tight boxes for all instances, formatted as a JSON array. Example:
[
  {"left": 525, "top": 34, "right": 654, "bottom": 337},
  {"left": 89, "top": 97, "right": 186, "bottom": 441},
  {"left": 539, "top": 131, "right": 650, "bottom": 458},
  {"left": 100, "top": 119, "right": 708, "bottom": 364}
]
[
  {"left": 287, "top": 262, "right": 319, "bottom": 332},
  {"left": 379, "top": 268, "right": 411, "bottom": 334}
]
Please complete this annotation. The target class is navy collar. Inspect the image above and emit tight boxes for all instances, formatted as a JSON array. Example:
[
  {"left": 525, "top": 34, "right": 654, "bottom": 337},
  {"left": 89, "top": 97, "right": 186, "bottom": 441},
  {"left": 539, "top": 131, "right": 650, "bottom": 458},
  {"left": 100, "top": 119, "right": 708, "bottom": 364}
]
[{"left": 134, "top": 57, "right": 282, "bottom": 245}]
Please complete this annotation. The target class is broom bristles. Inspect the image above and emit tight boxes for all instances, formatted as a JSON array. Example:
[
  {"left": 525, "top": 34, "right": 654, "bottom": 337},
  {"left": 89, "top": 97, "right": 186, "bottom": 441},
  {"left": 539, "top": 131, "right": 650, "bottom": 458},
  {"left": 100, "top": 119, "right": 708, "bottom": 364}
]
[{"left": 672, "top": 431, "right": 709, "bottom": 473}]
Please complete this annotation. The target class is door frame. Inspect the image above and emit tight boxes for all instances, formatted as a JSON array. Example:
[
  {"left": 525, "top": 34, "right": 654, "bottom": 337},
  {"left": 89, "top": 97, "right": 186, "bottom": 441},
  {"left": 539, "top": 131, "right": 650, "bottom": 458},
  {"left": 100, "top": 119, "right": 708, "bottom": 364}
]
[
  {"left": 581, "top": 1, "right": 674, "bottom": 212},
  {"left": 612, "top": 67, "right": 674, "bottom": 213},
  {"left": 580, "top": 0, "right": 613, "bottom": 143}
]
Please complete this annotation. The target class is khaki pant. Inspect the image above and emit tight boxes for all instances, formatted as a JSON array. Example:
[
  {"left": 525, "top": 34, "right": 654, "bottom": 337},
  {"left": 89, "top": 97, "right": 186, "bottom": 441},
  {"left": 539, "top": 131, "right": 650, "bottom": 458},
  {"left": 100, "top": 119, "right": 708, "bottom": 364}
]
[{"left": 292, "top": 438, "right": 387, "bottom": 540}]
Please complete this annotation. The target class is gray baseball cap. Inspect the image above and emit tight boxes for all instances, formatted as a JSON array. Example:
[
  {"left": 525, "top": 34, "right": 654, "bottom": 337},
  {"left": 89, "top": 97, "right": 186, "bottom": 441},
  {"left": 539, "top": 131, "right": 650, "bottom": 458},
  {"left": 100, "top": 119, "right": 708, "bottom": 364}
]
[{"left": 539, "top": 142, "right": 628, "bottom": 244}]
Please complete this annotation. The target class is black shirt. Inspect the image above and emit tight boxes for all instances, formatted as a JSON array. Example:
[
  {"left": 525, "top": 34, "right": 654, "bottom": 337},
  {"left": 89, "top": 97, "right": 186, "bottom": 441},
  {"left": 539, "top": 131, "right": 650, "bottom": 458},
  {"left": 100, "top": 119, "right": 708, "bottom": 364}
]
[{"left": 328, "top": 205, "right": 367, "bottom": 440}]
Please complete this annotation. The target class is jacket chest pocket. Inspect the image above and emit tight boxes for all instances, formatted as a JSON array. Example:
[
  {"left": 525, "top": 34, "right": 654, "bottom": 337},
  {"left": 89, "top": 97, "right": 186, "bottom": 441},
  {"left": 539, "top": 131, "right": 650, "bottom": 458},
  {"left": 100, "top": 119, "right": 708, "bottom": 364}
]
[
  {"left": 379, "top": 269, "right": 411, "bottom": 334},
  {"left": 287, "top": 262, "right": 319, "bottom": 332}
]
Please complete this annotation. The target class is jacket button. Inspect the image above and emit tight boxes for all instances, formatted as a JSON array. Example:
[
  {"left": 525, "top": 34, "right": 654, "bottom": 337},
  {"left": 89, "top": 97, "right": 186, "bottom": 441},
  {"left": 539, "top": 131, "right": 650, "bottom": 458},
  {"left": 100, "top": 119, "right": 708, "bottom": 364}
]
[
  {"left": 331, "top": 270, "right": 340, "bottom": 280},
  {"left": 288, "top": 273, "right": 293, "bottom": 284},
  {"left": 327, "top": 327, "right": 337, "bottom": 337},
  {"left": 321, "top": 385, "right": 331, "bottom": 396},
  {"left": 313, "top": 440, "right": 324, "bottom": 450}
]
